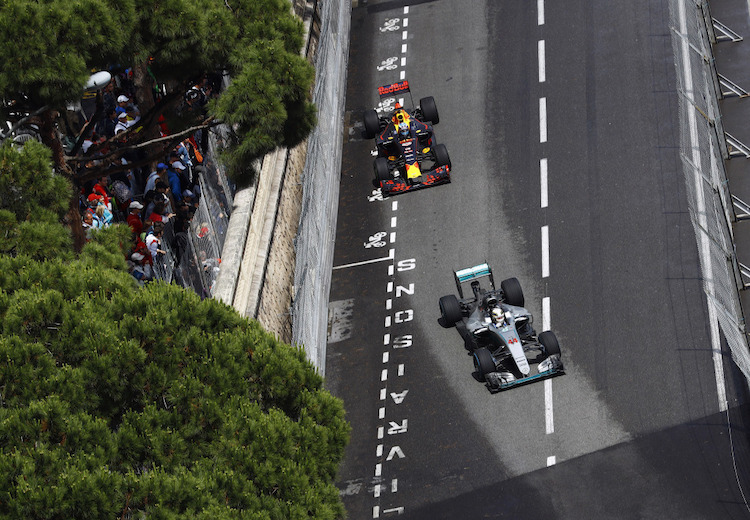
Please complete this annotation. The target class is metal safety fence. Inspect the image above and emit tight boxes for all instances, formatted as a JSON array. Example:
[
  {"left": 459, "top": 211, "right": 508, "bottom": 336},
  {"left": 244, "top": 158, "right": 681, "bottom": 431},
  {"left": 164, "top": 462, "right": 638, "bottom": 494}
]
[
  {"left": 153, "top": 128, "right": 234, "bottom": 298},
  {"left": 291, "top": 0, "right": 351, "bottom": 373},
  {"left": 670, "top": 0, "right": 750, "bottom": 382}
]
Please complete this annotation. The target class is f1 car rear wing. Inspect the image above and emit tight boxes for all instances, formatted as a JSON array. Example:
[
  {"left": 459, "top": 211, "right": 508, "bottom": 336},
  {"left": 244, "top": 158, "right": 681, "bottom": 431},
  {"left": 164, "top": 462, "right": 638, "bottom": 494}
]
[
  {"left": 378, "top": 80, "right": 410, "bottom": 98},
  {"left": 453, "top": 263, "right": 496, "bottom": 299},
  {"left": 378, "top": 80, "right": 415, "bottom": 108}
]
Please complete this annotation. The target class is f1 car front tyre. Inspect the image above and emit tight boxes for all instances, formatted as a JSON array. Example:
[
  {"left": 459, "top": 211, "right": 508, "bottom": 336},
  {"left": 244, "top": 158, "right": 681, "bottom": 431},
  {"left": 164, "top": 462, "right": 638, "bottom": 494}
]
[
  {"left": 433, "top": 143, "right": 451, "bottom": 170},
  {"left": 439, "top": 294, "right": 462, "bottom": 326},
  {"left": 538, "top": 331, "right": 561, "bottom": 357},
  {"left": 419, "top": 96, "right": 440, "bottom": 124},
  {"left": 363, "top": 109, "right": 381, "bottom": 139},
  {"left": 500, "top": 277, "right": 525, "bottom": 308},
  {"left": 473, "top": 347, "right": 496, "bottom": 382},
  {"left": 374, "top": 157, "right": 391, "bottom": 183}
]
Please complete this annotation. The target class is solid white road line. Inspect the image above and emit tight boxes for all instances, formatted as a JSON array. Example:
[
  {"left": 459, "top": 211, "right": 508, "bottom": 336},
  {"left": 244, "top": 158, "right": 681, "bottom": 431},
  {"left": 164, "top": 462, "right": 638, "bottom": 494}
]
[
  {"left": 539, "top": 97, "right": 547, "bottom": 143},
  {"left": 538, "top": 0, "right": 545, "bottom": 25},
  {"left": 540, "top": 158, "right": 548, "bottom": 208},
  {"left": 538, "top": 40, "right": 546, "bottom": 83},
  {"left": 541, "top": 225, "right": 550, "bottom": 278},
  {"left": 332, "top": 249, "right": 395, "bottom": 270}
]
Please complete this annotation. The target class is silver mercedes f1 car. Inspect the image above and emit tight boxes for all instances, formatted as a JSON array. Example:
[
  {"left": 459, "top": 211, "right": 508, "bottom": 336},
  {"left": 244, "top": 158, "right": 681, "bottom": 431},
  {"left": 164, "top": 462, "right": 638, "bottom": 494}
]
[{"left": 438, "top": 263, "right": 564, "bottom": 392}]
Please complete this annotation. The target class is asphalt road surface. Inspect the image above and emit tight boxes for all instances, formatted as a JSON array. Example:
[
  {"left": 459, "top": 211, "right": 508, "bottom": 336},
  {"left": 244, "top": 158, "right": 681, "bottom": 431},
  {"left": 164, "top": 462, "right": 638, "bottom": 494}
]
[{"left": 325, "top": 1, "right": 750, "bottom": 518}]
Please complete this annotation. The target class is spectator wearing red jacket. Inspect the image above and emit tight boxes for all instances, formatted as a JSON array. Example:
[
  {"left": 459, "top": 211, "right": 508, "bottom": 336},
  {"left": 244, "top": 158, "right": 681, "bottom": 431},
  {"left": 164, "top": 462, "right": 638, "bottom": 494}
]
[{"left": 127, "top": 200, "right": 144, "bottom": 235}]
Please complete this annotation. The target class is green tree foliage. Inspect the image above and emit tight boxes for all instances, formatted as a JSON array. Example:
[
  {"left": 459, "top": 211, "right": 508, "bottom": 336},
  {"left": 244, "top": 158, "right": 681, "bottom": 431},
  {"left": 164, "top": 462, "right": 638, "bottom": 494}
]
[
  {"left": 0, "top": 139, "right": 349, "bottom": 518},
  {"left": 0, "top": 0, "right": 316, "bottom": 185}
]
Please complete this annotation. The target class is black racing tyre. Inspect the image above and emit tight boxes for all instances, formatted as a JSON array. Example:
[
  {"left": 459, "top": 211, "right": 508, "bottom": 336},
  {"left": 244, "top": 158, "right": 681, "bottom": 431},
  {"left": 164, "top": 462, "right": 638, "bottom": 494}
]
[
  {"left": 419, "top": 96, "right": 439, "bottom": 124},
  {"left": 374, "top": 157, "right": 391, "bottom": 183},
  {"left": 501, "top": 277, "right": 524, "bottom": 307},
  {"left": 433, "top": 143, "right": 451, "bottom": 169},
  {"left": 539, "top": 331, "right": 561, "bottom": 357},
  {"left": 473, "top": 347, "right": 496, "bottom": 382},
  {"left": 439, "top": 294, "right": 462, "bottom": 326},
  {"left": 363, "top": 109, "right": 381, "bottom": 139}
]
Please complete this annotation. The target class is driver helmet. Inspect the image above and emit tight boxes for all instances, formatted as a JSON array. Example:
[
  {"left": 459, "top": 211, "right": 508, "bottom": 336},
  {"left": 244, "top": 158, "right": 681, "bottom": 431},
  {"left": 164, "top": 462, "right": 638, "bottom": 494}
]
[
  {"left": 491, "top": 307, "right": 505, "bottom": 325},
  {"left": 398, "top": 121, "right": 410, "bottom": 137}
]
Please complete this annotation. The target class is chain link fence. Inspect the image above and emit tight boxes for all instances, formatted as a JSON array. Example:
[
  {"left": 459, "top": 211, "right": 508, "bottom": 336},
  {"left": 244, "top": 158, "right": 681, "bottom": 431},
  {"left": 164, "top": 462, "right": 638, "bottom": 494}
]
[{"left": 670, "top": 0, "right": 750, "bottom": 381}]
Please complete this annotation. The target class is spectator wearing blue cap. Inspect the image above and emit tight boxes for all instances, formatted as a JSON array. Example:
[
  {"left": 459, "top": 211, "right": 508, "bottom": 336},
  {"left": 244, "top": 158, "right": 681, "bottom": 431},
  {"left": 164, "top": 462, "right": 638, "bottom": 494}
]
[{"left": 144, "top": 162, "right": 169, "bottom": 195}]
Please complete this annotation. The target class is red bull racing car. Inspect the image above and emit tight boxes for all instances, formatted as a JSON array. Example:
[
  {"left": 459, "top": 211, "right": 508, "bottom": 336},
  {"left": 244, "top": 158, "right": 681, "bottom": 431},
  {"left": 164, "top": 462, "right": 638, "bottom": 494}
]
[{"left": 362, "top": 80, "right": 451, "bottom": 196}]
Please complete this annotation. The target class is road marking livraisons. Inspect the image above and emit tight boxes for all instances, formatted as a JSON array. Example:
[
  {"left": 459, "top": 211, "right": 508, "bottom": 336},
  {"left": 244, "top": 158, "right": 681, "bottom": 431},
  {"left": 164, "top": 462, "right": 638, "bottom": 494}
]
[{"left": 373, "top": 7, "right": 416, "bottom": 518}]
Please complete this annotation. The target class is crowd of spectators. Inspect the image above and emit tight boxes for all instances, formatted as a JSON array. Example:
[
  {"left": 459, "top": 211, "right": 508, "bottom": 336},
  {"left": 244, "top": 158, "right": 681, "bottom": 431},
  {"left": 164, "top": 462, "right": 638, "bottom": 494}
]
[{"left": 77, "top": 70, "right": 217, "bottom": 285}]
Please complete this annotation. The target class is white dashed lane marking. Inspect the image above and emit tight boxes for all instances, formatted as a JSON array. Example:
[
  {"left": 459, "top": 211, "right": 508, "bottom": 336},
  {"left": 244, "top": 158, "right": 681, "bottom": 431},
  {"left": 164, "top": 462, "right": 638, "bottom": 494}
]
[
  {"left": 538, "top": 0, "right": 545, "bottom": 25},
  {"left": 541, "top": 225, "right": 550, "bottom": 278},
  {"left": 540, "top": 158, "right": 548, "bottom": 208},
  {"left": 538, "top": 40, "right": 546, "bottom": 83}
]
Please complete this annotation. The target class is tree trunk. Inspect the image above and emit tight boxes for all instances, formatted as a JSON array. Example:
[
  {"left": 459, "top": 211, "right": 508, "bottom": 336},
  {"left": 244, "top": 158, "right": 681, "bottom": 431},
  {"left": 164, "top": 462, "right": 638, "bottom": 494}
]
[{"left": 40, "top": 110, "right": 86, "bottom": 252}]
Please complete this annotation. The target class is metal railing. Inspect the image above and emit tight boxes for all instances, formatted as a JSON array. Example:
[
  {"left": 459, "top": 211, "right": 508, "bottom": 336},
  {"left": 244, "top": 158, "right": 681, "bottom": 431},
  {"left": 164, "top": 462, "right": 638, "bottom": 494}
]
[{"left": 671, "top": 0, "right": 750, "bottom": 382}]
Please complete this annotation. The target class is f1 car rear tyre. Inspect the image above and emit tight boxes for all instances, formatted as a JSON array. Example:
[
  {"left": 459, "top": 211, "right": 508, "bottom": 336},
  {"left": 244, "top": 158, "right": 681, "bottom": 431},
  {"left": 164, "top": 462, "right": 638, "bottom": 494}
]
[
  {"left": 500, "top": 277, "right": 525, "bottom": 308},
  {"left": 538, "top": 331, "right": 561, "bottom": 357},
  {"left": 419, "top": 96, "right": 440, "bottom": 124},
  {"left": 374, "top": 157, "right": 391, "bottom": 183},
  {"left": 433, "top": 143, "right": 451, "bottom": 170},
  {"left": 439, "top": 294, "right": 462, "bottom": 326},
  {"left": 473, "top": 347, "right": 496, "bottom": 382},
  {"left": 363, "top": 109, "right": 380, "bottom": 139}
]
